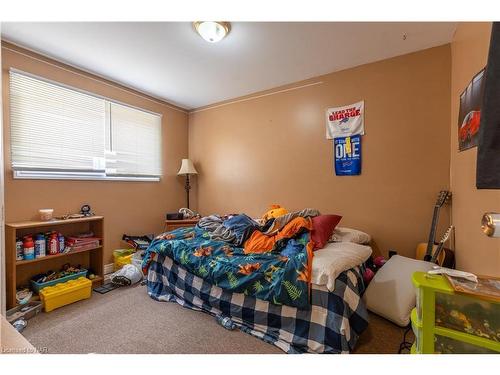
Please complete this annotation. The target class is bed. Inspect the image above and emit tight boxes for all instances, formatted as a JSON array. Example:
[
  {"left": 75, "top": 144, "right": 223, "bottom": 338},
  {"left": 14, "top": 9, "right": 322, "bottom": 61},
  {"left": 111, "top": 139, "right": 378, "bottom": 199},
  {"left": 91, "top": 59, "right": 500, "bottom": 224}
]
[{"left": 144, "top": 214, "right": 371, "bottom": 354}]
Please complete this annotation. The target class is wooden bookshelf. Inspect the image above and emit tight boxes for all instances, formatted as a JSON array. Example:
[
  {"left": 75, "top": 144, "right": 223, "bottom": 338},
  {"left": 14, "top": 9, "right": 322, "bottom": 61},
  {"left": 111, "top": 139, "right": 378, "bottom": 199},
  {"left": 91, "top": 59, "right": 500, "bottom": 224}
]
[{"left": 5, "top": 216, "right": 104, "bottom": 309}]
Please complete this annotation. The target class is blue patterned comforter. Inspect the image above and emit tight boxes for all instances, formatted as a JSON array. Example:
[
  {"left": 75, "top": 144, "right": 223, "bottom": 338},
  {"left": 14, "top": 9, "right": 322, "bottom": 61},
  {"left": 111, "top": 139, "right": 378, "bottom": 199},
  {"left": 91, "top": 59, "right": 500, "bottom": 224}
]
[{"left": 143, "top": 225, "right": 312, "bottom": 308}]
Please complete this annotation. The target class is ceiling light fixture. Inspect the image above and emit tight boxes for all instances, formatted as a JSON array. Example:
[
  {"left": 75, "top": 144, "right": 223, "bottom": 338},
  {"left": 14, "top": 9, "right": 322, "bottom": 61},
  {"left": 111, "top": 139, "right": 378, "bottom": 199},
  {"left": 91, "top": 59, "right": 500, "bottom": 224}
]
[{"left": 193, "top": 21, "right": 231, "bottom": 43}]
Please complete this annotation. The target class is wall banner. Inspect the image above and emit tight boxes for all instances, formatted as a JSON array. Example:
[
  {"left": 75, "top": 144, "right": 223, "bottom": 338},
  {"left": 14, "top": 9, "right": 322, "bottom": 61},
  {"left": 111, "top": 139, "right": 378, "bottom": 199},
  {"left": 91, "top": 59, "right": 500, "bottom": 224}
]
[
  {"left": 334, "top": 135, "right": 361, "bottom": 176},
  {"left": 326, "top": 100, "right": 365, "bottom": 139}
]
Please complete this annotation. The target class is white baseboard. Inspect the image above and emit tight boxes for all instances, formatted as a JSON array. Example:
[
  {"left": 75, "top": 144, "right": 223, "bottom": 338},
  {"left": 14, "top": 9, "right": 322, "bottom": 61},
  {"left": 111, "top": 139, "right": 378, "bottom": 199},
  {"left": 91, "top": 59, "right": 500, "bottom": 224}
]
[{"left": 103, "top": 263, "right": 114, "bottom": 276}]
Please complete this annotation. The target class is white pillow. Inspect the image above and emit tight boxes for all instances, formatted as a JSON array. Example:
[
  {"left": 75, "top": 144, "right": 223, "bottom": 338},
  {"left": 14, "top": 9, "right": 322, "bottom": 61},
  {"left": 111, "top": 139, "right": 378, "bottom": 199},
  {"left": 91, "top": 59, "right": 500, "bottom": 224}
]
[
  {"left": 364, "top": 255, "right": 434, "bottom": 327},
  {"left": 329, "top": 226, "right": 371, "bottom": 244},
  {"left": 312, "top": 242, "right": 372, "bottom": 291}
]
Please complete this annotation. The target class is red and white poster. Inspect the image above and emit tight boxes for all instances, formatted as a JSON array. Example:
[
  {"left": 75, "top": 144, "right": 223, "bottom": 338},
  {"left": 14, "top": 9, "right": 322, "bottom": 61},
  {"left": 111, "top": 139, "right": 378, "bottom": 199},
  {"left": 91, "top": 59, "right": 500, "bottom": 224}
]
[{"left": 326, "top": 100, "right": 365, "bottom": 139}]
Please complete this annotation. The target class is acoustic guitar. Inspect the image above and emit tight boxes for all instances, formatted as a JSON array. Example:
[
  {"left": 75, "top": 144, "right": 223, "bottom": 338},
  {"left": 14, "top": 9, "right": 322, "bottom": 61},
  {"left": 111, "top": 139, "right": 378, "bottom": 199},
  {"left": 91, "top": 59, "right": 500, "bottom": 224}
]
[{"left": 415, "top": 190, "right": 455, "bottom": 267}]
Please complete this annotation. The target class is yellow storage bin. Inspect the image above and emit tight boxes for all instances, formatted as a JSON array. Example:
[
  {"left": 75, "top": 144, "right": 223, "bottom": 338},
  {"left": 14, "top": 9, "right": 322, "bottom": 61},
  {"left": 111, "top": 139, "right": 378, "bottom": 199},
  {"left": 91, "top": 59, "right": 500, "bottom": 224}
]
[
  {"left": 113, "top": 249, "right": 135, "bottom": 271},
  {"left": 40, "top": 277, "right": 92, "bottom": 312}
]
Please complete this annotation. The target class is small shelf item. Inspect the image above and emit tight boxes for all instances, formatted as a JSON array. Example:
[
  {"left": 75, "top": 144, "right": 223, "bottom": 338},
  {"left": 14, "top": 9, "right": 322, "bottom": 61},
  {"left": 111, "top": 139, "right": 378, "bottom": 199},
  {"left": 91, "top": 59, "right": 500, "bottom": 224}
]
[
  {"left": 411, "top": 271, "right": 500, "bottom": 354},
  {"left": 5, "top": 216, "right": 104, "bottom": 309}
]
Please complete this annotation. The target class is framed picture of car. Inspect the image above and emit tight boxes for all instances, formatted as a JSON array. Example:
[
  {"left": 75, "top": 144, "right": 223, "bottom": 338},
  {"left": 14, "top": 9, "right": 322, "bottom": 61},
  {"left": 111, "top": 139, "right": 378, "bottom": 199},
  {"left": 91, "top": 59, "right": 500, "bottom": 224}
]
[{"left": 458, "top": 68, "right": 485, "bottom": 151}]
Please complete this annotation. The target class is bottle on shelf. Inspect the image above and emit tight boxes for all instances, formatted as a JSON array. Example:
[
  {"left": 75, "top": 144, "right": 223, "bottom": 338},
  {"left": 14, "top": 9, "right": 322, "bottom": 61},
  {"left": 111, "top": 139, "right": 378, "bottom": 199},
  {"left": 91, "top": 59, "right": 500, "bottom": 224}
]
[
  {"left": 16, "top": 238, "right": 24, "bottom": 261},
  {"left": 34, "top": 233, "right": 46, "bottom": 258},
  {"left": 48, "top": 232, "right": 59, "bottom": 255},
  {"left": 58, "top": 233, "right": 65, "bottom": 253},
  {"left": 22, "top": 235, "right": 35, "bottom": 260}
]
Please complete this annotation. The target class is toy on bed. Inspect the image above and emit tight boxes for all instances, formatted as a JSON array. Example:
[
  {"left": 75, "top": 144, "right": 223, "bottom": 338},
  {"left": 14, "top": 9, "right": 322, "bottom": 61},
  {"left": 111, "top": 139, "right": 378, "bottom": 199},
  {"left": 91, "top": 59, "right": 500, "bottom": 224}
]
[{"left": 261, "top": 204, "right": 288, "bottom": 222}]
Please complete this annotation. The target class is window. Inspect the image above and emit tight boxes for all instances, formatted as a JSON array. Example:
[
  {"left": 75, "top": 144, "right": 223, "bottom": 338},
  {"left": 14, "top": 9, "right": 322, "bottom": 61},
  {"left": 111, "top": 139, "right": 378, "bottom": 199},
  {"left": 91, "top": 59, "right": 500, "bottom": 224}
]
[{"left": 9, "top": 70, "right": 162, "bottom": 181}]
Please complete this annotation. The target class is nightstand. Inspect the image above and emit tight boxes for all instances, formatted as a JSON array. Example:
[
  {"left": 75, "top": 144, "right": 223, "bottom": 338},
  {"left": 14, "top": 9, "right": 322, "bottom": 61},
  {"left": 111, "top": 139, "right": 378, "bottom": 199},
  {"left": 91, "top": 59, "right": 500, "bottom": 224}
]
[{"left": 164, "top": 219, "right": 199, "bottom": 232}]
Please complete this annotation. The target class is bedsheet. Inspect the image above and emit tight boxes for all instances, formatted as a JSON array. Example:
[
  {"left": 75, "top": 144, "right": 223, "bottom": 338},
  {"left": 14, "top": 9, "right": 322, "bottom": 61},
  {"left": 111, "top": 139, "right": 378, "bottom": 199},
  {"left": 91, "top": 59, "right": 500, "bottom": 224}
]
[{"left": 147, "top": 254, "right": 369, "bottom": 354}]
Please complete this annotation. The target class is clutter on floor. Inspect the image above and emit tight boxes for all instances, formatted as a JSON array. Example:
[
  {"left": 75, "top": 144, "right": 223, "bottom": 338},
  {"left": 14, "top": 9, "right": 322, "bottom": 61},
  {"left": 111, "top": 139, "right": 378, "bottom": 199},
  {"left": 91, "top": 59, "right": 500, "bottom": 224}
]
[
  {"left": 93, "top": 283, "right": 120, "bottom": 294},
  {"left": 105, "top": 234, "right": 150, "bottom": 290},
  {"left": 110, "top": 264, "right": 143, "bottom": 286},
  {"left": 113, "top": 248, "right": 136, "bottom": 271},
  {"left": 216, "top": 314, "right": 236, "bottom": 330},
  {"left": 6, "top": 301, "right": 43, "bottom": 333},
  {"left": 6, "top": 301, "right": 43, "bottom": 324},
  {"left": 122, "top": 234, "right": 153, "bottom": 250}
]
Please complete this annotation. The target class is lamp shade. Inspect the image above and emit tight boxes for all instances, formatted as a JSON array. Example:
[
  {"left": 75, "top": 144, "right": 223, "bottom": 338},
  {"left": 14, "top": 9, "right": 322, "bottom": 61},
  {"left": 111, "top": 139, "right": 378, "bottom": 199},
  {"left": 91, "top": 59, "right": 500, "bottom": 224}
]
[{"left": 177, "top": 159, "right": 198, "bottom": 175}]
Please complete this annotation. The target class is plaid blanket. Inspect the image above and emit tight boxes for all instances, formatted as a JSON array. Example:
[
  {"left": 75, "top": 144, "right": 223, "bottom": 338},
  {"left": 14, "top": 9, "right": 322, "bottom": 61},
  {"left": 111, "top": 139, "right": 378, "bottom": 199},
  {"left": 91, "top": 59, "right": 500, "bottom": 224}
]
[{"left": 147, "top": 254, "right": 369, "bottom": 353}]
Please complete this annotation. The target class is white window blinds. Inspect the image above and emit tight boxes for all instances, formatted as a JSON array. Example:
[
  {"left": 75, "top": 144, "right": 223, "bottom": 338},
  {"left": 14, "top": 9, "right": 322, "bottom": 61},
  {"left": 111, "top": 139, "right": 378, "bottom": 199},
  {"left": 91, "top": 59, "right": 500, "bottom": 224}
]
[
  {"left": 106, "top": 103, "right": 162, "bottom": 177},
  {"left": 10, "top": 71, "right": 106, "bottom": 172},
  {"left": 9, "top": 70, "right": 162, "bottom": 180}
]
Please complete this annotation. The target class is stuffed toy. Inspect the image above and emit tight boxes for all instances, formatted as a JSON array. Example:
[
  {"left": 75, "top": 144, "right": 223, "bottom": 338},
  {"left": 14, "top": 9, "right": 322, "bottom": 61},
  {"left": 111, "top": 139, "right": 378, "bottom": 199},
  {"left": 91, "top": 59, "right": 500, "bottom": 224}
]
[{"left": 261, "top": 204, "right": 288, "bottom": 222}]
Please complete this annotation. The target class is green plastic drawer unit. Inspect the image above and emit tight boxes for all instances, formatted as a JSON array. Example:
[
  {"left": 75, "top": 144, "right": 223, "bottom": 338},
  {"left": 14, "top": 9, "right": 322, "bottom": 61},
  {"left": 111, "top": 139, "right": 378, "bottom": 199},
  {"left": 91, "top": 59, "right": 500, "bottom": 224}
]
[
  {"left": 411, "top": 271, "right": 500, "bottom": 354},
  {"left": 411, "top": 308, "right": 422, "bottom": 353}
]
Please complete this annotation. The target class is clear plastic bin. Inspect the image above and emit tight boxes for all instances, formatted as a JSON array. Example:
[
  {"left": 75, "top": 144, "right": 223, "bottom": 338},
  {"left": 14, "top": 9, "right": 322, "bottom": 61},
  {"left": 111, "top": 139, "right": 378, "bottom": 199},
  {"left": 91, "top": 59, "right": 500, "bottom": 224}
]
[
  {"left": 435, "top": 335, "right": 497, "bottom": 354},
  {"left": 6, "top": 301, "right": 42, "bottom": 323},
  {"left": 435, "top": 291, "right": 500, "bottom": 342}
]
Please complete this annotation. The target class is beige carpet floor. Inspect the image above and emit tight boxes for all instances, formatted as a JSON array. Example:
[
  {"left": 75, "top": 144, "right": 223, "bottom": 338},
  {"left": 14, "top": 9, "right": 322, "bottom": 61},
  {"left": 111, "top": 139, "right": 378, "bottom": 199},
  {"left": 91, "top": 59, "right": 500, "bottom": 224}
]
[{"left": 22, "top": 284, "right": 411, "bottom": 354}]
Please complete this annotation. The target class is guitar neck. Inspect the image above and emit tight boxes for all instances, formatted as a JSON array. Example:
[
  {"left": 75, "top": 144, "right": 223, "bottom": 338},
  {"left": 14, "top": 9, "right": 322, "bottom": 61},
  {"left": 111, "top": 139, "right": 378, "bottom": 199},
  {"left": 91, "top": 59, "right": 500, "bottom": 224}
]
[
  {"left": 425, "top": 206, "right": 441, "bottom": 258},
  {"left": 430, "top": 242, "right": 445, "bottom": 263}
]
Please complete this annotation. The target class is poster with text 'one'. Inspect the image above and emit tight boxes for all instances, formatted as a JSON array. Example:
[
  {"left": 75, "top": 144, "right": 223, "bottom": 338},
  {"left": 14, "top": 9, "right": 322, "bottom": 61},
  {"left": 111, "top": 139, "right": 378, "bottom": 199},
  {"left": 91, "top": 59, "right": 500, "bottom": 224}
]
[
  {"left": 326, "top": 100, "right": 365, "bottom": 139},
  {"left": 334, "top": 135, "right": 361, "bottom": 176}
]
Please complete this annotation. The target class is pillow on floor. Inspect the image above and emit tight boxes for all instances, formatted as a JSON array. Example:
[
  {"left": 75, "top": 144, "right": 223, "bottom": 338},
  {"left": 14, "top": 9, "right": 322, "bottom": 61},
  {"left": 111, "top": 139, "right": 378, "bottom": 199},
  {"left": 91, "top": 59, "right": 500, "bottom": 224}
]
[
  {"left": 311, "top": 214, "right": 342, "bottom": 250},
  {"left": 364, "top": 255, "right": 434, "bottom": 327}
]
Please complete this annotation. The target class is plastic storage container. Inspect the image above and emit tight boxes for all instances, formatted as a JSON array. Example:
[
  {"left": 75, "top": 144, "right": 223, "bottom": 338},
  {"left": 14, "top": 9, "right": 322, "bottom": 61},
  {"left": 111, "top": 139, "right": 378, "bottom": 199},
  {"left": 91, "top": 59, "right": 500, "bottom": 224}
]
[
  {"left": 435, "top": 291, "right": 500, "bottom": 341},
  {"left": 31, "top": 269, "right": 88, "bottom": 293},
  {"left": 435, "top": 334, "right": 497, "bottom": 354},
  {"left": 113, "top": 249, "right": 135, "bottom": 271},
  {"left": 6, "top": 301, "right": 43, "bottom": 323},
  {"left": 411, "top": 271, "right": 500, "bottom": 354},
  {"left": 40, "top": 277, "right": 91, "bottom": 312}
]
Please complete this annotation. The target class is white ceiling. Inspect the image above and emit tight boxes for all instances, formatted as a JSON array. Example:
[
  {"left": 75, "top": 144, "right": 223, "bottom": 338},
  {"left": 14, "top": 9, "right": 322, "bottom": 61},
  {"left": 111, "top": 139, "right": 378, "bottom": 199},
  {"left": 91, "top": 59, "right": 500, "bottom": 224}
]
[{"left": 1, "top": 22, "right": 457, "bottom": 110}]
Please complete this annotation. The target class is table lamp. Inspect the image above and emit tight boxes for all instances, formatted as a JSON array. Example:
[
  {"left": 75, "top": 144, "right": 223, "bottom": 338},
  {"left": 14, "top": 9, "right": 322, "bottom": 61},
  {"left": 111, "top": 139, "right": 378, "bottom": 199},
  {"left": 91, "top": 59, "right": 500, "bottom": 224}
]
[{"left": 177, "top": 159, "right": 198, "bottom": 209}]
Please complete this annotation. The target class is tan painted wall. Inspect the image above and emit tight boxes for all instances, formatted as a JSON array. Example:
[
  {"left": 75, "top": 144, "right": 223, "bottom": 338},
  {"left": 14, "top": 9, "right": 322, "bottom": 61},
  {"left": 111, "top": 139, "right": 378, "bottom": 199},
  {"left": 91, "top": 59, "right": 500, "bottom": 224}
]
[
  {"left": 450, "top": 23, "right": 500, "bottom": 276},
  {"left": 189, "top": 45, "right": 452, "bottom": 258},
  {"left": 1, "top": 42, "right": 189, "bottom": 263}
]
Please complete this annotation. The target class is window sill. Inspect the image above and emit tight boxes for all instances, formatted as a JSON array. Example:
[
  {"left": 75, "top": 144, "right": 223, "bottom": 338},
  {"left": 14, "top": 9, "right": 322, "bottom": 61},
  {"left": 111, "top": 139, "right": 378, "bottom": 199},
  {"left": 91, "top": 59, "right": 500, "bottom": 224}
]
[{"left": 13, "top": 170, "right": 160, "bottom": 182}]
